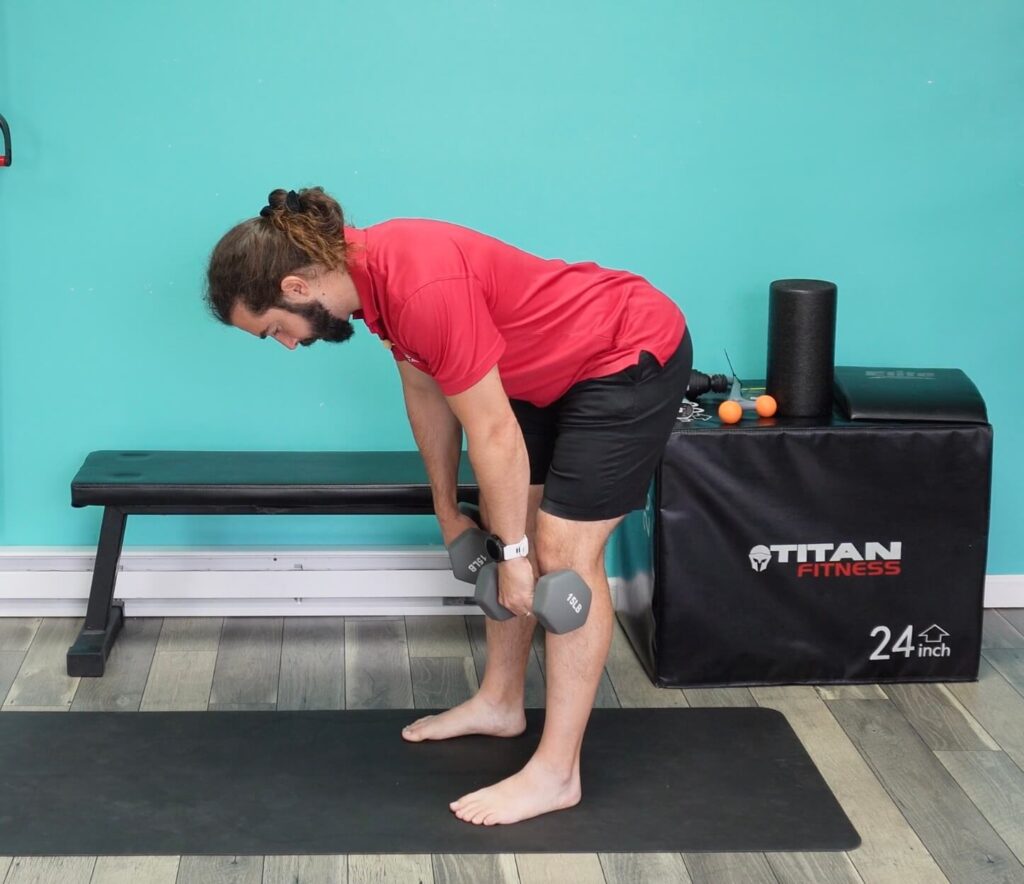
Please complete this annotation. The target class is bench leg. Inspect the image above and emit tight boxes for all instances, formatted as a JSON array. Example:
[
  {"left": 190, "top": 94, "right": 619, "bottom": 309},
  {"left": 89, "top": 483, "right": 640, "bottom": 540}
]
[{"left": 67, "top": 507, "right": 127, "bottom": 677}]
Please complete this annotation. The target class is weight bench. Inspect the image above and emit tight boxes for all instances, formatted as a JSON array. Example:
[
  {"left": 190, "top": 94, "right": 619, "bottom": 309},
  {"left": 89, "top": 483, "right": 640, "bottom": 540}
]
[{"left": 68, "top": 450, "right": 479, "bottom": 677}]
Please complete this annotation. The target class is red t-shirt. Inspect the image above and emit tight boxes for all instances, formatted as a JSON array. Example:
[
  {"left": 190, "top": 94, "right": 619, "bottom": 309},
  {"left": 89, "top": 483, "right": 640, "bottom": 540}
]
[{"left": 346, "top": 219, "right": 686, "bottom": 407}]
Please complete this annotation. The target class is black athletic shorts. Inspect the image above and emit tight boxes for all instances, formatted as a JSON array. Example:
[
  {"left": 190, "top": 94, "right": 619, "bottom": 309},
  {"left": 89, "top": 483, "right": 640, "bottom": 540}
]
[{"left": 509, "top": 327, "right": 693, "bottom": 522}]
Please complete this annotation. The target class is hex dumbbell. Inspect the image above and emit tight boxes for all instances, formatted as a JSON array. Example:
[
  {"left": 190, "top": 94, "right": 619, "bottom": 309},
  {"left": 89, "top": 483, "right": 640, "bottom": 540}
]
[
  {"left": 446, "top": 502, "right": 494, "bottom": 583},
  {"left": 474, "top": 563, "right": 591, "bottom": 634}
]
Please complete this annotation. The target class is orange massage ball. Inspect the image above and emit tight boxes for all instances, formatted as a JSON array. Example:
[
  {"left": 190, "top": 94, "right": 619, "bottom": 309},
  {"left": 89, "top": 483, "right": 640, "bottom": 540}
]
[
  {"left": 718, "top": 400, "right": 743, "bottom": 424},
  {"left": 755, "top": 395, "right": 778, "bottom": 417}
]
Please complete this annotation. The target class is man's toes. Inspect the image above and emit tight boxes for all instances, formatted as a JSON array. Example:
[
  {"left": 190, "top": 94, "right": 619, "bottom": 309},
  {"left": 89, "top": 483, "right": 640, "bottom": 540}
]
[
  {"left": 459, "top": 801, "right": 484, "bottom": 821},
  {"left": 453, "top": 790, "right": 480, "bottom": 809},
  {"left": 402, "top": 717, "right": 434, "bottom": 741}
]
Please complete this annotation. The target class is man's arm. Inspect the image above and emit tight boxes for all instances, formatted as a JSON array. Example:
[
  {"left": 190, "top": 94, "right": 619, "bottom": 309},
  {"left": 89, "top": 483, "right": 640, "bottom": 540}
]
[
  {"left": 443, "top": 365, "right": 530, "bottom": 558},
  {"left": 397, "top": 359, "right": 464, "bottom": 525}
]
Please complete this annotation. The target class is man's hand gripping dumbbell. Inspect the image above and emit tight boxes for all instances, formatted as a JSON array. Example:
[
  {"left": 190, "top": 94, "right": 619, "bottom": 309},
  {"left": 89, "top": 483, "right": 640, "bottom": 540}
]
[{"left": 445, "top": 502, "right": 591, "bottom": 634}]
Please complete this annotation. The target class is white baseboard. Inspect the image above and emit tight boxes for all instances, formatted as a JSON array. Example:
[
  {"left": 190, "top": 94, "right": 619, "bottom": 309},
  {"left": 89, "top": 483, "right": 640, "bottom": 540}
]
[
  {"left": 981, "top": 575, "right": 1024, "bottom": 608},
  {"left": 0, "top": 546, "right": 481, "bottom": 618},
  {"left": 0, "top": 548, "right": 1021, "bottom": 616}
]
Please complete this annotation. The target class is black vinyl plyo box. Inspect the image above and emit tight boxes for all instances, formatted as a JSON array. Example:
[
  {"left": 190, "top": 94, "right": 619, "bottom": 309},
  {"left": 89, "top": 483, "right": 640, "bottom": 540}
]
[{"left": 612, "top": 378, "right": 992, "bottom": 688}]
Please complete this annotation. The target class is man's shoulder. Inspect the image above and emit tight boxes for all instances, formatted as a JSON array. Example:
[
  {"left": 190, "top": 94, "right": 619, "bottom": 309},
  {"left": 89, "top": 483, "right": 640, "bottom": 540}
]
[
  {"left": 367, "top": 219, "right": 493, "bottom": 305},
  {"left": 366, "top": 217, "right": 520, "bottom": 253},
  {"left": 365, "top": 217, "right": 476, "bottom": 239}
]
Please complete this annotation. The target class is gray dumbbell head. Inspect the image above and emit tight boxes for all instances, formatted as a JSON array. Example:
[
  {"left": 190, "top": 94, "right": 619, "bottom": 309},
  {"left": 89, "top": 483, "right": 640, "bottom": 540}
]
[
  {"left": 448, "top": 526, "right": 492, "bottom": 583},
  {"left": 473, "top": 563, "right": 517, "bottom": 621},
  {"left": 533, "top": 570, "right": 591, "bottom": 634},
  {"left": 447, "top": 502, "right": 491, "bottom": 584}
]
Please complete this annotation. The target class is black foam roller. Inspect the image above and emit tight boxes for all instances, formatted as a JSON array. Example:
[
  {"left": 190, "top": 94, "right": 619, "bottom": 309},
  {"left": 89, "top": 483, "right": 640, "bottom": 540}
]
[{"left": 766, "top": 279, "right": 837, "bottom": 417}]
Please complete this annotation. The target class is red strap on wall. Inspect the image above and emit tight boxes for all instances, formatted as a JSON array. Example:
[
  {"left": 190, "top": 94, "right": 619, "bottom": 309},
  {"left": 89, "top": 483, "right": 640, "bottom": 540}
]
[{"left": 0, "top": 114, "right": 11, "bottom": 168}]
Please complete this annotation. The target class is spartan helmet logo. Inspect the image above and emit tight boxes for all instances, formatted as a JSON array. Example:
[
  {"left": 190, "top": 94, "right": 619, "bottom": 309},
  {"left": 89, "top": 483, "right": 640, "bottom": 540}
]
[{"left": 749, "top": 545, "right": 772, "bottom": 573}]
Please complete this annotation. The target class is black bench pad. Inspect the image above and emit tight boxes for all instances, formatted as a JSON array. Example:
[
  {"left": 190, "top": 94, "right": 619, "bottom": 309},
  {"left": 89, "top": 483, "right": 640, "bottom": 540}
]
[{"left": 71, "top": 450, "right": 478, "bottom": 511}]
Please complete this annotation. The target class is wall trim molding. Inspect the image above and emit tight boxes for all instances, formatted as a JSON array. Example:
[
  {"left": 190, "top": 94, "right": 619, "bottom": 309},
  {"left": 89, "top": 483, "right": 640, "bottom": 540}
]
[
  {"left": 0, "top": 547, "right": 1020, "bottom": 616},
  {"left": 980, "top": 574, "right": 1024, "bottom": 609},
  {"left": 0, "top": 546, "right": 480, "bottom": 617}
]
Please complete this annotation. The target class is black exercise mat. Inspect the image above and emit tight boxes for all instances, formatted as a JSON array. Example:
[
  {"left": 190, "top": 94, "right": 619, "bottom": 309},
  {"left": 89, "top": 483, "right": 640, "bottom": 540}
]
[{"left": 0, "top": 708, "right": 859, "bottom": 855}]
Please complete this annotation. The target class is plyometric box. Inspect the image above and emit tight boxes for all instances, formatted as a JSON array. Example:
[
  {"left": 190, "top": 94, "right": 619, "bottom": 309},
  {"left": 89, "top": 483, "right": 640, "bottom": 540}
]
[{"left": 611, "top": 381, "right": 993, "bottom": 688}]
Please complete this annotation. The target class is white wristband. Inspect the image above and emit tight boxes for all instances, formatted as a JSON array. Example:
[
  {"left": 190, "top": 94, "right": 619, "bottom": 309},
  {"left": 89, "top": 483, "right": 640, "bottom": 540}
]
[{"left": 486, "top": 534, "right": 530, "bottom": 562}]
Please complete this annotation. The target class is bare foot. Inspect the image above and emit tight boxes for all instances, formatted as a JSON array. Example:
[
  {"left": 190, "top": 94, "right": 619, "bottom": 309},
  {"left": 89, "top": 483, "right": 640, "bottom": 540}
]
[
  {"left": 450, "top": 759, "right": 582, "bottom": 825},
  {"left": 401, "top": 694, "right": 526, "bottom": 742}
]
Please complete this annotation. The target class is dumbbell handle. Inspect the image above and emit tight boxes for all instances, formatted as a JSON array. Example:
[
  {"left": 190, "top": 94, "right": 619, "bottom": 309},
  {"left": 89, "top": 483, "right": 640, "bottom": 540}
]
[{"left": 473, "top": 564, "right": 591, "bottom": 634}]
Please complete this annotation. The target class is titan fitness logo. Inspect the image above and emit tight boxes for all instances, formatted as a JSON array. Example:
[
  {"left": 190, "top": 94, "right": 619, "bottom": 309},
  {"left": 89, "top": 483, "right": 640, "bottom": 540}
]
[{"left": 748, "top": 542, "right": 902, "bottom": 578}]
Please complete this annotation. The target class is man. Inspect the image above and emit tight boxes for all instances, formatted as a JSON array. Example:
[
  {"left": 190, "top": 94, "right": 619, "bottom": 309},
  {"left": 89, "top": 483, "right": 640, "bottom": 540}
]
[{"left": 206, "top": 186, "right": 692, "bottom": 826}]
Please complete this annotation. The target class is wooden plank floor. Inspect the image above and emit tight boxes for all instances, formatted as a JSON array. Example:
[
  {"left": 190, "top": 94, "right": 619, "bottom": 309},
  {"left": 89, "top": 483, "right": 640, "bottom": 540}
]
[{"left": 2, "top": 610, "right": 1024, "bottom": 883}]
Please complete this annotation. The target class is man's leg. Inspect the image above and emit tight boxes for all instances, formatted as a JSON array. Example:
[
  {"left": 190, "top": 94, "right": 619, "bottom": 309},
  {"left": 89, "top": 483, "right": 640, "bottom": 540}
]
[
  {"left": 402, "top": 484, "right": 545, "bottom": 742},
  {"left": 450, "top": 509, "right": 623, "bottom": 825},
  {"left": 448, "top": 327, "right": 691, "bottom": 822}
]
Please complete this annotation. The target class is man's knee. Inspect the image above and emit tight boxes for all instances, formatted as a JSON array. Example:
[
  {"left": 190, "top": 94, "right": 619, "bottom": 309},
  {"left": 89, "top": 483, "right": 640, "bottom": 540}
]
[{"left": 535, "top": 512, "right": 617, "bottom": 575}]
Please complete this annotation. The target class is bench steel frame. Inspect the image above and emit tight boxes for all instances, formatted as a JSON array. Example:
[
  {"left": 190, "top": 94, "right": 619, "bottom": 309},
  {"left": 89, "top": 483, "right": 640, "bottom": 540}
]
[{"left": 68, "top": 498, "right": 478, "bottom": 678}]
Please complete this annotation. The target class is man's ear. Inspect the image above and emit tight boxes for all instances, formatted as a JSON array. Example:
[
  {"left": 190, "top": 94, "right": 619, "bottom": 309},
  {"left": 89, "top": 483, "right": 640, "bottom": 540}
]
[{"left": 280, "top": 274, "right": 314, "bottom": 305}]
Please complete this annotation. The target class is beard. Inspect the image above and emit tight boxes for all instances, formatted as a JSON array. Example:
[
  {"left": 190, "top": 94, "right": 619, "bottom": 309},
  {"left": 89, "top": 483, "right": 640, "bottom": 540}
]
[{"left": 279, "top": 300, "right": 355, "bottom": 346}]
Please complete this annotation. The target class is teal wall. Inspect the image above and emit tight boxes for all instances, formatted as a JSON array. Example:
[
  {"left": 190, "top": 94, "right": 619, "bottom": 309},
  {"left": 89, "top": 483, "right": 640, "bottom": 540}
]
[{"left": 1, "top": 1, "right": 1021, "bottom": 571}]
